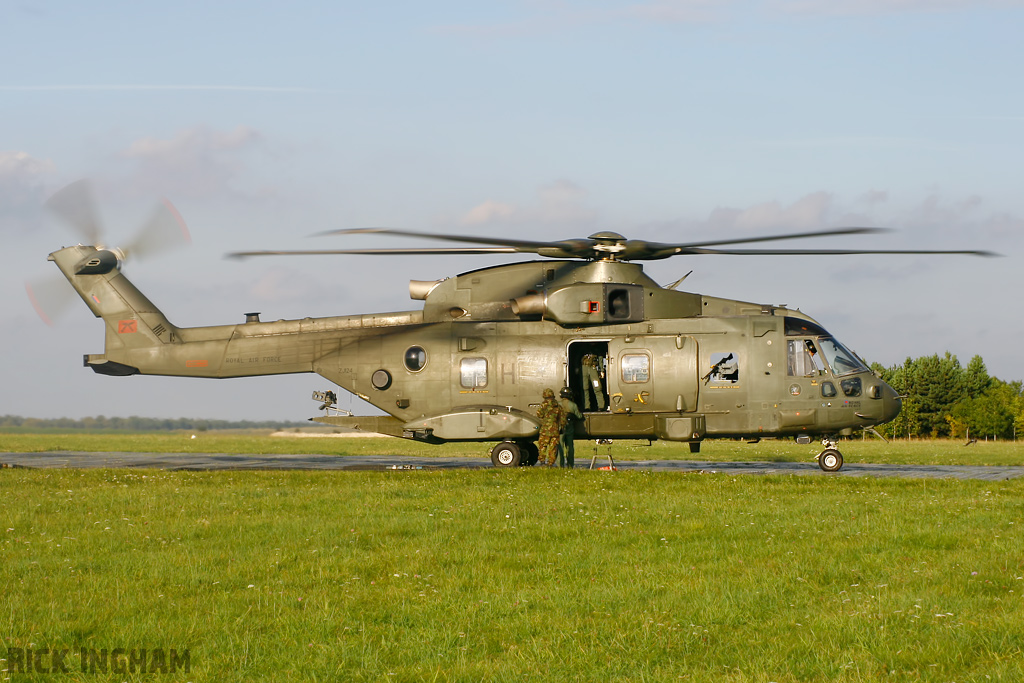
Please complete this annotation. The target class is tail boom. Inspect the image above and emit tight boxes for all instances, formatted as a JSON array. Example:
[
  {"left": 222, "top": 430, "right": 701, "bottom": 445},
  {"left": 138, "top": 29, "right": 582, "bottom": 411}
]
[{"left": 50, "top": 245, "right": 422, "bottom": 380}]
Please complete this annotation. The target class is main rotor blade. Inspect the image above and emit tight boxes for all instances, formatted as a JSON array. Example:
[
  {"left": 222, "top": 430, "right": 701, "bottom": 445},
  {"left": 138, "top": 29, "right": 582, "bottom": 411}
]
[
  {"left": 316, "top": 227, "right": 585, "bottom": 253},
  {"left": 44, "top": 179, "right": 102, "bottom": 244},
  {"left": 227, "top": 247, "right": 520, "bottom": 259},
  {"left": 682, "top": 247, "right": 1000, "bottom": 256},
  {"left": 666, "top": 226, "right": 889, "bottom": 249}
]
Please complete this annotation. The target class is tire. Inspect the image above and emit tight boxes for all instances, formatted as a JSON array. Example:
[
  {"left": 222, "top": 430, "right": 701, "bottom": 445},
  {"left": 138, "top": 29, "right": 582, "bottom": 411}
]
[
  {"left": 819, "top": 448, "right": 843, "bottom": 472},
  {"left": 519, "top": 441, "right": 539, "bottom": 467},
  {"left": 491, "top": 441, "right": 521, "bottom": 467}
]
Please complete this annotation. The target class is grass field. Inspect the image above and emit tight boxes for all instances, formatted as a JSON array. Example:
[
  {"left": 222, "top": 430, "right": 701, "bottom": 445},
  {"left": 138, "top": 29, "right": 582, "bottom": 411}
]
[
  {"left": 2, "top": 436, "right": 1024, "bottom": 681},
  {"left": 2, "top": 468, "right": 1024, "bottom": 681},
  {"left": 2, "top": 431, "right": 1022, "bottom": 466}
]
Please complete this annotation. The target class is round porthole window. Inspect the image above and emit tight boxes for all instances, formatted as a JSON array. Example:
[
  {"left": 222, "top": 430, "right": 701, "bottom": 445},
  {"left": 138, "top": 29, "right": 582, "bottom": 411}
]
[
  {"left": 404, "top": 346, "right": 427, "bottom": 372},
  {"left": 371, "top": 369, "right": 392, "bottom": 390}
]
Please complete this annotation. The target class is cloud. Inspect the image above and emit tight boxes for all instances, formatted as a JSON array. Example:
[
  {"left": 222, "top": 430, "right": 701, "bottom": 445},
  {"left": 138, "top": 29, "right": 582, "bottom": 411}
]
[
  {"left": 0, "top": 151, "right": 56, "bottom": 228},
  {"left": 433, "top": 0, "right": 1019, "bottom": 37},
  {"left": 433, "top": 0, "right": 723, "bottom": 36},
  {"left": 650, "top": 190, "right": 1017, "bottom": 257},
  {"left": 857, "top": 189, "right": 889, "bottom": 206},
  {"left": 774, "top": 0, "right": 1024, "bottom": 16},
  {"left": 119, "top": 125, "right": 264, "bottom": 199},
  {"left": 458, "top": 179, "right": 597, "bottom": 229},
  {"left": 461, "top": 199, "right": 516, "bottom": 225},
  {"left": 620, "top": 0, "right": 726, "bottom": 23},
  {"left": 894, "top": 194, "right": 1022, "bottom": 248},
  {"left": 0, "top": 85, "right": 325, "bottom": 93},
  {"left": 706, "top": 191, "right": 835, "bottom": 232}
]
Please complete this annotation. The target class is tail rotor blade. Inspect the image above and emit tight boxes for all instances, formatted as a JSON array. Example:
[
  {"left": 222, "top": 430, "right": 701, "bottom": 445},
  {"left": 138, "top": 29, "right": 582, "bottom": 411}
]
[
  {"left": 25, "top": 276, "right": 76, "bottom": 326},
  {"left": 122, "top": 198, "right": 192, "bottom": 261},
  {"left": 44, "top": 179, "right": 102, "bottom": 245}
]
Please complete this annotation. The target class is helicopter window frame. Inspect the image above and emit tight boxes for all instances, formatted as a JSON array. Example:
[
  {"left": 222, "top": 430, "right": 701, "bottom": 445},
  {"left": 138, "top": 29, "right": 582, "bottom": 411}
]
[
  {"left": 404, "top": 346, "right": 427, "bottom": 373},
  {"left": 459, "top": 357, "right": 488, "bottom": 389},
  {"left": 620, "top": 353, "right": 650, "bottom": 384}
]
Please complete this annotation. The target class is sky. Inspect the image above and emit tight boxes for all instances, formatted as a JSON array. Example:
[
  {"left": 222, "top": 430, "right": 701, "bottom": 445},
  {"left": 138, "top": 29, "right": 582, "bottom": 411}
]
[{"left": 2, "top": 0, "right": 1022, "bottom": 422}]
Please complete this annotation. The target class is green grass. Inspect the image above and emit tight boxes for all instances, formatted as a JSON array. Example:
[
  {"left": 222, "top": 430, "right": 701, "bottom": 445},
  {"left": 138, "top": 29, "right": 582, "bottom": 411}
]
[
  {"left": 2, "top": 431, "right": 1022, "bottom": 466},
  {"left": 2, "top": 469, "right": 1024, "bottom": 681}
]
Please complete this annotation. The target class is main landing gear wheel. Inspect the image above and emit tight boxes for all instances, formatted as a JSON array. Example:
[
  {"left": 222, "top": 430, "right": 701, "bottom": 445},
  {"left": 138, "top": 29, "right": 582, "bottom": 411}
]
[
  {"left": 818, "top": 448, "right": 844, "bottom": 472},
  {"left": 490, "top": 441, "right": 522, "bottom": 467},
  {"left": 519, "top": 441, "right": 539, "bottom": 467}
]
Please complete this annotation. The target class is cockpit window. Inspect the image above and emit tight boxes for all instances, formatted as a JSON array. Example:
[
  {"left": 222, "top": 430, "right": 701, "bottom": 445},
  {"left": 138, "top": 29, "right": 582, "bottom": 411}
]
[
  {"left": 818, "top": 338, "right": 868, "bottom": 377},
  {"left": 788, "top": 339, "right": 825, "bottom": 376}
]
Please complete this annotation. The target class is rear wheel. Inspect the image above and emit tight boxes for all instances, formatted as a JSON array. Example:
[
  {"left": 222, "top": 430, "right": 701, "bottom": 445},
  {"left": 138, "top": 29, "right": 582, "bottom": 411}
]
[
  {"left": 491, "top": 441, "right": 522, "bottom": 467},
  {"left": 519, "top": 441, "right": 539, "bottom": 466}
]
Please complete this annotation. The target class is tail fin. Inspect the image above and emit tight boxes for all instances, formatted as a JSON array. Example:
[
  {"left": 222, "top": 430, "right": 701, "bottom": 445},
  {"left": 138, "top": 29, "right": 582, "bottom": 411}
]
[{"left": 50, "top": 245, "right": 179, "bottom": 375}]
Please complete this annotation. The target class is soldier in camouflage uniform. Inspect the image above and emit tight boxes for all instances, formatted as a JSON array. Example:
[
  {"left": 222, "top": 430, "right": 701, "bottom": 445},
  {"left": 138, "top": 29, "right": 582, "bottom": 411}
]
[{"left": 535, "top": 388, "right": 566, "bottom": 467}]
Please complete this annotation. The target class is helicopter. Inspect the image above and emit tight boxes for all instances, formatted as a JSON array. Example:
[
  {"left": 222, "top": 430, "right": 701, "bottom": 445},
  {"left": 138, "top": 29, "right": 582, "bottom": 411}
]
[{"left": 36, "top": 181, "right": 995, "bottom": 471}]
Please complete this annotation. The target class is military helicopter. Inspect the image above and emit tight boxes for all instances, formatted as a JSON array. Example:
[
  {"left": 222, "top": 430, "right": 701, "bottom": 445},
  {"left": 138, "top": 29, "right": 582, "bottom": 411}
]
[{"left": 37, "top": 181, "right": 994, "bottom": 471}]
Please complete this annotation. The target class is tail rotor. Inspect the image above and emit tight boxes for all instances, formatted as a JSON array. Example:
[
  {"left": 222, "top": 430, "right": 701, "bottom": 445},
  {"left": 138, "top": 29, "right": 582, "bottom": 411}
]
[{"left": 27, "top": 180, "right": 191, "bottom": 325}]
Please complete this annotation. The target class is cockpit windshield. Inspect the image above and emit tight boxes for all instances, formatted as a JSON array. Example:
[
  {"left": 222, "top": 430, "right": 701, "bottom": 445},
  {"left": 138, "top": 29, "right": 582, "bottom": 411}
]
[{"left": 817, "top": 337, "right": 868, "bottom": 376}]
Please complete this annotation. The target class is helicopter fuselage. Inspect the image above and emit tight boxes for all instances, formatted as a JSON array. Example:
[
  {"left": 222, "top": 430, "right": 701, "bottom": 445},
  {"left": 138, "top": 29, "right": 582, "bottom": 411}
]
[{"left": 49, "top": 245, "right": 901, "bottom": 469}]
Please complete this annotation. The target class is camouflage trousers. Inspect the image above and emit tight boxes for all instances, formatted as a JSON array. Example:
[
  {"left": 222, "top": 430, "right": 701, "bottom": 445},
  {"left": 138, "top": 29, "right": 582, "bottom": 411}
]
[{"left": 537, "top": 433, "right": 559, "bottom": 466}]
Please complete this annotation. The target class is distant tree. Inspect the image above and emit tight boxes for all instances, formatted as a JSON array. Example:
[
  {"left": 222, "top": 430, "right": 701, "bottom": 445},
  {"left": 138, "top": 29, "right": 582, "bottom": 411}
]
[
  {"left": 875, "top": 358, "right": 920, "bottom": 439},
  {"left": 913, "top": 353, "right": 965, "bottom": 437},
  {"left": 964, "top": 355, "right": 993, "bottom": 399},
  {"left": 871, "top": 352, "right": 1020, "bottom": 440},
  {"left": 0, "top": 415, "right": 310, "bottom": 432},
  {"left": 950, "top": 379, "right": 1018, "bottom": 439}
]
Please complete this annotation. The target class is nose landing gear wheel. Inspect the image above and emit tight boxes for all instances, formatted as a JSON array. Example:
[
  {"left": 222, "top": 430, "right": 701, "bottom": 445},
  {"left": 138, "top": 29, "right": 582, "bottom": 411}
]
[{"left": 818, "top": 448, "right": 843, "bottom": 472}]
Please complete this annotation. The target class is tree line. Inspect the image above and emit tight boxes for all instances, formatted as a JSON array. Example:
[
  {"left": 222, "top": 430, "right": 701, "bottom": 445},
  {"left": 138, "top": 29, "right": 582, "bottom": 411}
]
[
  {"left": 0, "top": 415, "right": 308, "bottom": 432},
  {"left": 871, "top": 354, "right": 1023, "bottom": 440}
]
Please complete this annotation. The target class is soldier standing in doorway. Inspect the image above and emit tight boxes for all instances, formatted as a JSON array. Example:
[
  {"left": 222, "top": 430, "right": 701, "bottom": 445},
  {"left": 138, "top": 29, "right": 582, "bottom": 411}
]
[
  {"left": 558, "top": 387, "right": 583, "bottom": 468},
  {"left": 581, "top": 353, "right": 606, "bottom": 411},
  {"left": 536, "top": 388, "right": 566, "bottom": 467}
]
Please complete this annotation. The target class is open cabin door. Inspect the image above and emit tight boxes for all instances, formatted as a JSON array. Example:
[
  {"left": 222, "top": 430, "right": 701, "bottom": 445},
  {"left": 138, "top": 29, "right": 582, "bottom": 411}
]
[{"left": 566, "top": 339, "right": 610, "bottom": 412}]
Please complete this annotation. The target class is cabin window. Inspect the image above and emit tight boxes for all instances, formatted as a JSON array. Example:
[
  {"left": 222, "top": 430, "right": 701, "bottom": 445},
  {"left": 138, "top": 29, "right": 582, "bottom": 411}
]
[
  {"left": 788, "top": 339, "right": 825, "bottom": 376},
  {"left": 821, "top": 381, "right": 837, "bottom": 398},
  {"left": 404, "top": 346, "right": 427, "bottom": 372},
  {"left": 460, "top": 358, "right": 488, "bottom": 388},
  {"left": 620, "top": 354, "right": 650, "bottom": 383},
  {"left": 704, "top": 352, "right": 739, "bottom": 384}
]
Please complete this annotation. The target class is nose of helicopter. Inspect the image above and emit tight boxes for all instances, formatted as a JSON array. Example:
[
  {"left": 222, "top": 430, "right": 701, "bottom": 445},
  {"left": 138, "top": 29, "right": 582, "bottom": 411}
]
[
  {"left": 879, "top": 380, "right": 903, "bottom": 424},
  {"left": 857, "top": 376, "right": 902, "bottom": 427}
]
